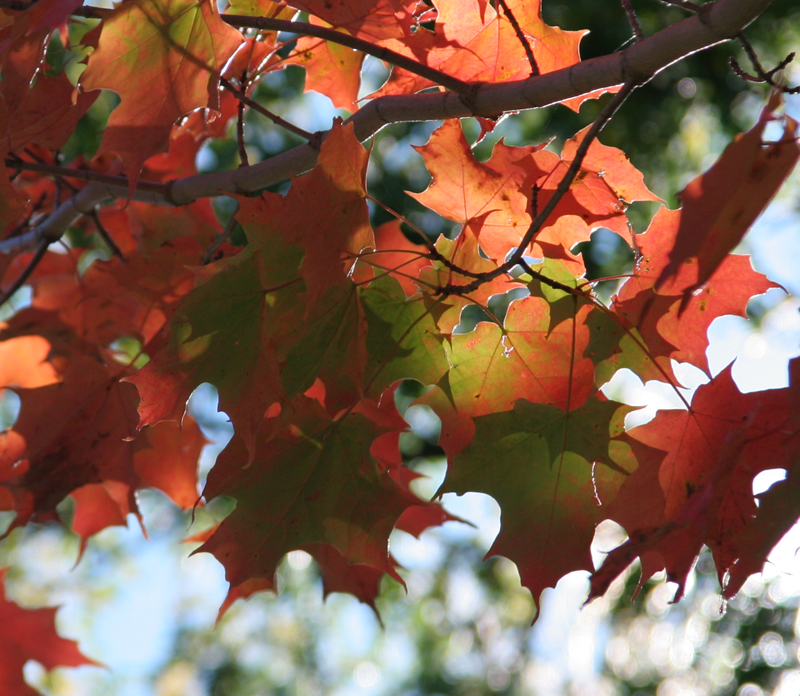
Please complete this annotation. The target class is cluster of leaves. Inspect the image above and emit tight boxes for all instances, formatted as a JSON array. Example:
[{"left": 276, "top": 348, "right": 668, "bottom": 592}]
[{"left": 0, "top": 0, "right": 798, "bottom": 691}]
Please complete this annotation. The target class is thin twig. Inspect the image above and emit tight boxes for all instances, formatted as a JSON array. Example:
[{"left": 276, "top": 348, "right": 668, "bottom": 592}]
[
  {"left": 89, "top": 210, "right": 125, "bottom": 261},
  {"left": 508, "top": 82, "right": 637, "bottom": 264},
  {"left": 220, "top": 77, "right": 320, "bottom": 146},
  {"left": 203, "top": 203, "right": 241, "bottom": 264},
  {"left": 24, "top": 148, "right": 81, "bottom": 207},
  {"left": 364, "top": 195, "right": 439, "bottom": 254},
  {"left": 4, "top": 158, "right": 173, "bottom": 197},
  {"left": 518, "top": 258, "right": 586, "bottom": 296},
  {"left": 365, "top": 196, "right": 489, "bottom": 280},
  {"left": 620, "top": 0, "right": 645, "bottom": 41},
  {"left": 235, "top": 61, "right": 251, "bottom": 167},
  {"left": 236, "top": 93, "right": 250, "bottom": 167},
  {"left": 731, "top": 34, "right": 800, "bottom": 93},
  {"left": 223, "top": 15, "right": 473, "bottom": 96},
  {"left": 496, "top": 0, "right": 539, "bottom": 76},
  {"left": 0, "top": 238, "right": 49, "bottom": 308}
]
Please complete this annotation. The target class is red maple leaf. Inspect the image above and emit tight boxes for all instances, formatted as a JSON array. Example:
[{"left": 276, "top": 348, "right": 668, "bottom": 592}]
[
  {"left": 657, "top": 95, "right": 800, "bottom": 303},
  {"left": 2, "top": 356, "right": 140, "bottom": 532},
  {"left": 0, "top": 568, "right": 98, "bottom": 696},
  {"left": 593, "top": 361, "right": 800, "bottom": 602},
  {"left": 80, "top": 0, "right": 243, "bottom": 189}
]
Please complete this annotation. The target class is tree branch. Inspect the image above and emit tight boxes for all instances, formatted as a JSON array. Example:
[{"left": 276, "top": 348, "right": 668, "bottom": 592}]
[
  {"left": 5, "top": 158, "right": 172, "bottom": 196},
  {"left": 222, "top": 15, "right": 474, "bottom": 96},
  {"left": 172, "top": 0, "right": 778, "bottom": 203},
  {"left": 220, "top": 77, "right": 319, "bottom": 145},
  {"left": 0, "top": 0, "right": 775, "bottom": 255},
  {"left": 0, "top": 238, "right": 48, "bottom": 307},
  {"left": 620, "top": 0, "right": 645, "bottom": 40},
  {"left": 496, "top": 0, "right": 540, "bottom": 75},
  {"left": 0, "top": 181, "right": 168, "bottom": 254}
]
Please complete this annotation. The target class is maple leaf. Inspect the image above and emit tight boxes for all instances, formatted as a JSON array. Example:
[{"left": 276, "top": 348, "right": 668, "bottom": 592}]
[
  {"left": 130, "top": 123, "right": 377, "bottom": 449},
  {"left": 592, "top": 362, "right": 800, "bottom": 602},
  {"left": 0, "top": 0, "right": 83, "bottom": 115},
  {"left": 196, "top": 396, "right": 418, "bottom": 592},
  {"left": 128, "top": 200, "right": 220, "bottom": 249},
  {"left": 443, "top": 396, "right": 629, "bottom": 616},
  {"left": 252, "top": 120, "right": 373, "bottom": 308},
  {"left": 134, "top": 415, "right": 207, "bottom": 509},
  {"left": 302, "top": 542, "right": 395, "bottom": 614},
  {"left": 70, "top": 480, "right": 136, "bottom": 560},
  {"left": 408, "top": 120, "right": 543, "bottom": 263},
  {"left": 289, "top": 0, "right": 420, "bottom": 42},
  {"left": 409, "top": 120, "right": 653, "bottom": 265},
  {"left": 560, "top": 126, "right": 662, "bottom": 207},
  {"left": 369, "top": 0, "right": 587, "bottom": 104},
  {"left": 370, "top": 220, "right": 433, "bottom": 298},
  {"left": 224, "top": 35, "right": 284, "bottom": 84},
  {"left": 360, "top": 274, "right": 450, "bottom": 396},
  {"left": 80, "top": 0, "right": 243, "bottom": 189},
  {"left": 0, "top": 73, "right": 98, "bottom": 155},
  {"left": 0, "top": 335, "right": 60, "bottom": 388},
  {"left": 289, "top": 24, "right": 366, "bottom": 110},
  {"left": 0, "top": 568, "right": 98, "bottom": 696},
  {"left": 192, "top": 388, "right": 460, "bottom": 614},
  {"left": 658, "top": 95, "right": 800, "bottom": 302},
  {"left": 611, "top": 206, "right": 777, "bottom": 375},
  {"left": 721, "top": 460, "right": 800, "bottom": 598},
  {"left": 416, "top": 226, "right": 521, "bottom": 335},
  {"left": 278, "top": 280, "right": 365, "bottom": 411},
  {"left": 12, "top": 240, "right": 199, "bottom": 349},
  {"left": 0, "top": 167, "right": 26, "bottom": 235},
  {"left": 227, "top": 0, "right": 296, "bottom": 20},
  {"left": 0, "top": 309, "right": 89, "bottom": 372},
  {"left": 126, "top": 246, "right": 289, "bottom": 456},
  {"left": 2, "top": 356, "right": 140, "bottom": 532},
  {"left": 436, "top": 295, "right": 596, "bottom": 448}
]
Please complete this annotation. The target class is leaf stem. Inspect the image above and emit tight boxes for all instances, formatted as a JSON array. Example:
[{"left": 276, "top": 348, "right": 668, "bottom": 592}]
[
  {"left": 203, "top": 203, "right": 241, "bottom": 264},
  {"left": 89, "top": 210, "right": 126, "bottom": 261},
  {"left": 731, "top": 36, "right": 800, "bottom": 93}
]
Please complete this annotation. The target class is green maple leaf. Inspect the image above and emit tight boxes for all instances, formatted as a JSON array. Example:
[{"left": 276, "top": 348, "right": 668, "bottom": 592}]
[
  {"left": 197, "top": 398, "right": 416, "bottom": 589},
  {"left": 441, "top": 395, "right": 630, "bottom": 614},
  {"left": 360, "top": 274, "right": 450, "bottom": 395}
]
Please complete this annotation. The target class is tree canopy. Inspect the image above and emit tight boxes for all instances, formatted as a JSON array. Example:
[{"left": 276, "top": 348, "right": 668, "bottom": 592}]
[{"left": 0, "top": 0, "right": 798, "bottom": 692}]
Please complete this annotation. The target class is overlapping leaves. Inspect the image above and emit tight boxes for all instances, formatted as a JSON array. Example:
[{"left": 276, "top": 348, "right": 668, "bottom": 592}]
[{"left": 0, "top": 0, "right": 797, "bottom": 670}]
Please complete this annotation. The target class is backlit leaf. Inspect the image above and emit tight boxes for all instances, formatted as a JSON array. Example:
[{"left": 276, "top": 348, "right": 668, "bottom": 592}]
[{"left": 80, "top": 0, "right": 243, "bottom": 188}]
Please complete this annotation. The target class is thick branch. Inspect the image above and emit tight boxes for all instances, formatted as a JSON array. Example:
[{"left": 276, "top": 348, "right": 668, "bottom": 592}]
[
  {"left": 0, "top": 0, "right": 774, "bottom": 255},
  {"left": 0, "top": 181, "right": 169, "bottom": 254},
  {"left": 169, "top": 0, "right": 774, "bottom": 204}
]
